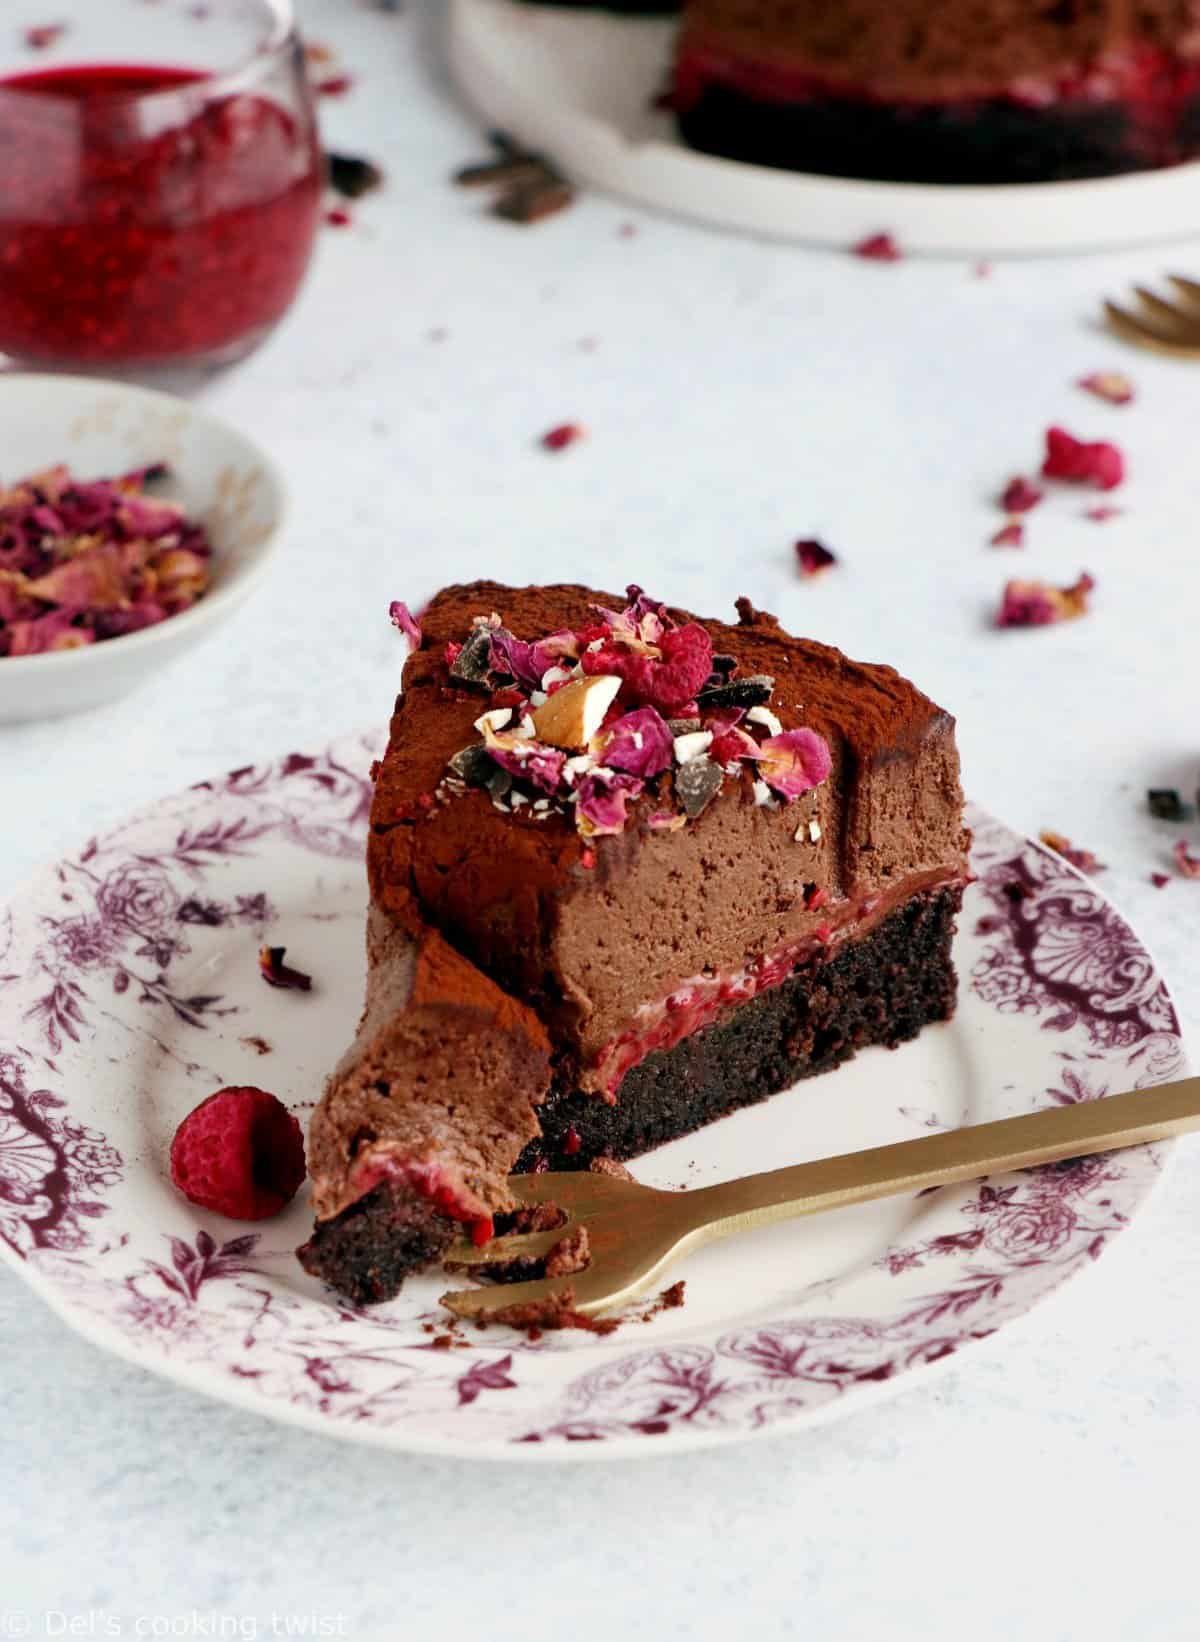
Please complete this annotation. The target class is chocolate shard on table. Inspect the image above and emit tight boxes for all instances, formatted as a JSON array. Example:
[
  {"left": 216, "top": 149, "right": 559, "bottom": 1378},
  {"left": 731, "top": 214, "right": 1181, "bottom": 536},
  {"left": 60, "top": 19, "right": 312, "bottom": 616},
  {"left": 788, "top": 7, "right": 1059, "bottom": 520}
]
[{"left": 300, "top": 582, "right": 970, "bottom": 1303}]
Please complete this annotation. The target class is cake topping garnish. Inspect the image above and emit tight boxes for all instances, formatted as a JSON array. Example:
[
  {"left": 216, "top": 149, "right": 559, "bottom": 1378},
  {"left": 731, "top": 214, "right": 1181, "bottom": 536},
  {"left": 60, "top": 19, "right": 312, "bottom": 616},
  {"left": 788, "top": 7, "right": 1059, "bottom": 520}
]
[
  {"left": 794, "top": 538, "right": 837, "bottom": 577},
  {"left": 436, "top": 588, "right": 832, "bottom": 840},
  {"left": 996, "top": 572, "right": 1095, "bottom": 628},
  {"left": 258, "top": 946, "right": 313, "bottom": 992},
  {"left": 1041, "top": 426, "right": 1125, "bottom": 490},
  {"left": 389, "top": 600, "right": 422, "bottom": 650}
]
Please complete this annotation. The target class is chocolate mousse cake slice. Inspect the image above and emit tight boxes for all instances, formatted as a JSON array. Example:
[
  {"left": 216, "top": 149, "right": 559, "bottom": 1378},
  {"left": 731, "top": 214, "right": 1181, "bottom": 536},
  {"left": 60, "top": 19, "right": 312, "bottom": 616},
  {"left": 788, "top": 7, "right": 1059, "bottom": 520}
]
[
  {"left": 674, "top": 0, "right": 1200, "bottom": 183},
  {"left": 301, "top": 582, "right": 969, "bottom": 1304}
]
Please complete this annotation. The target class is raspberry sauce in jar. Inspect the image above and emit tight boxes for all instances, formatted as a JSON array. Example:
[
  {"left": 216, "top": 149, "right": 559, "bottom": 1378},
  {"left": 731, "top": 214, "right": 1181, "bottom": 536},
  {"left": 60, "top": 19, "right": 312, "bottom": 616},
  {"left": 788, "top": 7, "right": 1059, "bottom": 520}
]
[{"left": 0, "top": 22, "right": 321, "bottom": 367}]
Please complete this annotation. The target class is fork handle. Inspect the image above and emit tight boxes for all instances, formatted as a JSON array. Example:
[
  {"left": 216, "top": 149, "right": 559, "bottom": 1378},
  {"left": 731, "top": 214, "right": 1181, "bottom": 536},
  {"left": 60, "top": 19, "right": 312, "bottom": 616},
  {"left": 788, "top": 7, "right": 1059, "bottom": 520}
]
[{"left": 683, "top": 1077, "right": 1200, "bottom": 1242}]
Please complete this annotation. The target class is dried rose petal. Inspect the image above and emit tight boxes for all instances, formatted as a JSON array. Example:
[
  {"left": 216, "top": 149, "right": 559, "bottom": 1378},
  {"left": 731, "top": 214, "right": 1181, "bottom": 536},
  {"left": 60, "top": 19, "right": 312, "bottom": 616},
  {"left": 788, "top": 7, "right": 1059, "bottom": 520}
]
[
  {"left": 1174, "top": 840, "right": 1200, "bottom": 879},
  {"left": 488, "top": 628, "right": 543, "bottom": 691},
  {"left": 1083, "top": 505, "right": 1122, "bottom": 522},
  {"left": 258, "top": 946, "right": 313, "bottom": 991},
  {"left": 541, "top": 423, "right": 585, "bottom": 453},
  {"left": 852, "top": 232, "right": 902, "bottom": 262},
  {"left": 794, "top": 539, "right": 837, "bottom": 577},
  {"left": 575, "top": 770, "right": 643, "bottom": 836},
  {"left": 325, "top": 207, "right": 352, "bottom": 229},
  {"left": 1151, "top": 873, "right": 1171, "bottom": 889},
  {"left": 389, "top": 600, "right": 422, "bottom": 649},
  {"left": 996, "top": 572, "right": 1095, "bottom": 628},
  {"left": 315, "top": 74, "right": 354, "bottom": 97},
  {"left": 757, "top": 729, "right": 833, "bottom": 801},
  {"left": 484, "top": 731, "right": 566, "bottom": 796},
  {"left": 6, "top": 610, "right": 93, "bottom": 655},
  {"left": 1042, "top": 426, "right": 1124, "bottom": 490},
  {"left": 1039, "top": 830, "right": 1105, "bottom": 875},
  {"left": 1000, "top": 477, "right": 1044, "bottom": 514},
  {"left": 706, "top": 709, "right": 760, "bottom": 768},
  {"left": 598, "top": 706, "right": 674, "bottom": 779},
  {"left": 990, "top": 521, "right": 1025, "bottom": 548},
  {"left": 1077, "top": 371, "right": 1134, "bottom": 406},
  {"left": 646, "top": 809, "right": 686, "bottom": 832}
]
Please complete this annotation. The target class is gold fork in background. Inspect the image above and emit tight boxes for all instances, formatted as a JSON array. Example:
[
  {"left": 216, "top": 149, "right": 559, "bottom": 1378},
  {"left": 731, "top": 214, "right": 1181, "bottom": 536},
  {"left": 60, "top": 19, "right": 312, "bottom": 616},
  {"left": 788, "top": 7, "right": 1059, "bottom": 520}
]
[
  {"left": 1105, "top": 275, "right": 1200, "bottom": 356},
  {"left": 441, "top": 1076, "right": 1200, "bottom": 1321}
]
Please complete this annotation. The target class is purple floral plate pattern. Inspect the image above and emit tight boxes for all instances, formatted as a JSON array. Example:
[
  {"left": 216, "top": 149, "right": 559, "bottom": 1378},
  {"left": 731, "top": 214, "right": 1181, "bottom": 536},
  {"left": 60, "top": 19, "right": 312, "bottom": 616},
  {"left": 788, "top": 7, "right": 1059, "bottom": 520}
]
[{"left": 0, "top": 738, "right": 1187, "bottom": 1460}]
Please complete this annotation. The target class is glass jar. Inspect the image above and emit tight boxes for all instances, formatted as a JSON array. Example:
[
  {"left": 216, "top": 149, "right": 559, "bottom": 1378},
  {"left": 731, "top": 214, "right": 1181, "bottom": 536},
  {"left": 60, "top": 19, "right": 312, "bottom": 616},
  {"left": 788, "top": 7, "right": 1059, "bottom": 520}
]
[{"left": 0, "top": 0, "right": 323, "bottom": 368}]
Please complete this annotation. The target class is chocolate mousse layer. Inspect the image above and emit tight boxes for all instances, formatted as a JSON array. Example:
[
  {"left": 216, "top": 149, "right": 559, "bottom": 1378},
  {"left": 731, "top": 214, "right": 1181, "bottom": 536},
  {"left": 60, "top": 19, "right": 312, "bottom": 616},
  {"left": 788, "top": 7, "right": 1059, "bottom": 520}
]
[
  {"left": 371, "top": 582, "right": 968, "bottom": 1092},
  {"left": 298, "top": 904, "right": 551, "bottom": 1300}
]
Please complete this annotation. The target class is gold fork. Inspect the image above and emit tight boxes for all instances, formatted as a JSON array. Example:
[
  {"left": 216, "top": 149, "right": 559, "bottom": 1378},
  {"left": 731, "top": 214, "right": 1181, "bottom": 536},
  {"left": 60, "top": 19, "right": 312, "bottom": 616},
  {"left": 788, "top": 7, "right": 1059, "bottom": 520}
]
[
  {"left": 441, "top": 1075, "right": 1200, "bottom": 1320},
  {"left": 1104, "top": 276, "right": 1200, "bottom": 356}
]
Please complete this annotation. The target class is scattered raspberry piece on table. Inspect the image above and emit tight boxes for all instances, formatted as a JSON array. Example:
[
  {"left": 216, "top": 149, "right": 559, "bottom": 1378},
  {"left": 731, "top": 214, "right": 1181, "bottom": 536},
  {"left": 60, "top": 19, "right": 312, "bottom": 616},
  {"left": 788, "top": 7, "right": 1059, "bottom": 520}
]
[
  {"left": 170, "top": 1087, "right": 306, "bottom": 1220},
  {"left": 1042, "top": 426, "right": 1124, "bottom": 490},
  {"left": 541, "top": 423, "right": 585, "bottom": 453},
  {"left": 852, "top": 232, "right": 902, "bottom": 262}
]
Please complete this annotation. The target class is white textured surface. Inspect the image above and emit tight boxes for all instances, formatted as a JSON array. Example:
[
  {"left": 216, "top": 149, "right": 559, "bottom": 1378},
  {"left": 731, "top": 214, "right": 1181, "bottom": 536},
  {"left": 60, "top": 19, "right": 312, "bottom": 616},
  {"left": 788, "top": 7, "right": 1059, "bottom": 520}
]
[{"left": 2, "top": 1, "right": 1199, "bottom": 1637}]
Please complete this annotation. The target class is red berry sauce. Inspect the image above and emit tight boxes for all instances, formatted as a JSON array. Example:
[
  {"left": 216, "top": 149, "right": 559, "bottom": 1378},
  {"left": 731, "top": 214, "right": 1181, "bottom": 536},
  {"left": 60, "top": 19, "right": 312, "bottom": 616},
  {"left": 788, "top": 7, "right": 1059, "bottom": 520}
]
[{"left": 0, "top": 62, "right": 322, "bottom": 365}]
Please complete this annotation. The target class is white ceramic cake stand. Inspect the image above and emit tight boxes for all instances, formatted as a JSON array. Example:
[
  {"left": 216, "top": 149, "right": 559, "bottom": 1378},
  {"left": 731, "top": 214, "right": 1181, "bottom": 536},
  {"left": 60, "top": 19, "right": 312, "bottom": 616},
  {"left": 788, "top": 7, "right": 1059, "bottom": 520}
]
[{"left": 447, "top": 0, "right": 1200, "bottom": 256}]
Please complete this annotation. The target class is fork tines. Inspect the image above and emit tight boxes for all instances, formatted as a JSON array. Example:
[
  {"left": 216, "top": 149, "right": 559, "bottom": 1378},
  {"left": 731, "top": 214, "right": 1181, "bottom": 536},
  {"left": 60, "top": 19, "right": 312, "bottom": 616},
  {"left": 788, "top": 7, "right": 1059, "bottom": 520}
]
[{"left": 1105, "top": 275, "right": 1200, "bottom": 356}]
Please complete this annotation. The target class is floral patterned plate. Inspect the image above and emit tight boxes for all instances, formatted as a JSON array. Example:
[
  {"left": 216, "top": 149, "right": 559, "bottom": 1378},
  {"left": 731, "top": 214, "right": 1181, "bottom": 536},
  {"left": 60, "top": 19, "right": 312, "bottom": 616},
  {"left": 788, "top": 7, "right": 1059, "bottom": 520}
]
[{"left": 0, "top": 734, "right": 1187, "bottom": 1460}]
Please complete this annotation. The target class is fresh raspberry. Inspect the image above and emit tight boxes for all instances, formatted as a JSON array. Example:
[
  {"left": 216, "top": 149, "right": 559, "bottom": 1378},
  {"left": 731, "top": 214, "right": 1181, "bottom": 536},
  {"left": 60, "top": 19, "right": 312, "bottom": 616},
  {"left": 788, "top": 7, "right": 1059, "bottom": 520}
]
[{"left": 170, "top": 1086, "right": 306, "bottom": 1221}]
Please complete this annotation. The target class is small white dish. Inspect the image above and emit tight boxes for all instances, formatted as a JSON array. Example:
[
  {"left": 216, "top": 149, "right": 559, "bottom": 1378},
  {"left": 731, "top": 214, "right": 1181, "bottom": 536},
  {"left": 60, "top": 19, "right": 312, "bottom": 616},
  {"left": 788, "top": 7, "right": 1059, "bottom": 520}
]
[
  {"left": 449, "top": 0, "right": 1200, "bottom": 257},
  {"left": 0, "top": 374, "right": 286, "bottom": 724}
]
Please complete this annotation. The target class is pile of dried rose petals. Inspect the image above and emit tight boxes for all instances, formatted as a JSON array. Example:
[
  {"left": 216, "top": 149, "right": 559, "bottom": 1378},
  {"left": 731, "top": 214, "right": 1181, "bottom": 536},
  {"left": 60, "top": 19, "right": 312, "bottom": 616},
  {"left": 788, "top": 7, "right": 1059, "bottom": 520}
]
[
  {"left": 0, "top": 464, "right": 211, "bottom": 658},
  {"left": 425, "top": 586, "right": 832, "bottom": 840}
]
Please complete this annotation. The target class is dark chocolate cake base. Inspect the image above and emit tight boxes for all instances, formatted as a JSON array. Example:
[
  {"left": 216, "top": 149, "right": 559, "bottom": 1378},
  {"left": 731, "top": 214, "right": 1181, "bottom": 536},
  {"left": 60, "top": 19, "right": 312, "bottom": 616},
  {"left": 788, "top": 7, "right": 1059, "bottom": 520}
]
[
  {"left": 303, "top": 885, "right": 960, "bottom": 1303},
  {"left": 298, "top": 1184, "right": 455, "bottom": 1307},
  {"left": 676, "top": 84, "right": 1200, "bottom": 184}
]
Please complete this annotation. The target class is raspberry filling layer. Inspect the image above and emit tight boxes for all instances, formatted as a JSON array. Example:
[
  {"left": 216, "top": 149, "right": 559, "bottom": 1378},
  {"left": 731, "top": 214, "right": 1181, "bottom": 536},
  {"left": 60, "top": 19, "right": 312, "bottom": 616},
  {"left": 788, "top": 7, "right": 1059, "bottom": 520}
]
[
  {"left": 674, "top": 37, "right": 1200, "bottom": 132},
  {"left": 593, "top": 870, "right": 967, "bottom": 1100},
  {"left": 348, "top": 1155, "right": 494, "bottom": 1244}
]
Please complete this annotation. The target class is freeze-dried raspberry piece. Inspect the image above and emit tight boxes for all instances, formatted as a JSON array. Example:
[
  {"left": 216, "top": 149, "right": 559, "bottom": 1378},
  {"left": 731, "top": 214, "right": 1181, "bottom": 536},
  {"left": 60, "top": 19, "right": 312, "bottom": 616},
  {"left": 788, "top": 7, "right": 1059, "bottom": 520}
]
[
  {"left": 170, "top": 1087, "right": 306, "bottom": 1221},
  {"left": 582, "top": 622, "right": 713, "bottom": 715}
]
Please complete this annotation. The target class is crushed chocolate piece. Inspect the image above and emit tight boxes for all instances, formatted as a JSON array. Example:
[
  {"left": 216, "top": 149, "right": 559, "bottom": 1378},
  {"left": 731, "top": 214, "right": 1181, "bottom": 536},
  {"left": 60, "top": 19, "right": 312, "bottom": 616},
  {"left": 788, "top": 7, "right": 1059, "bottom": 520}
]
[
  {"left": 544, "top": 1225, "right": 590, "bottom": 1278},
  {"left": 494, "top": 178, "right": 576, "bottom": 224},
  {"left": 447, "top": 744, "right": 498, "bottom": 788},
  {"left": 480, "top": 1286, "right": 621, "bottom": 1335},
  {"left": 448, "top": 626, "right": 494, "bottom": 687},
  {"left": 696, "top": 674, "right": 775, "bottom": 708},
  {"left": 258, "top": 946, "right": 313, "bottom": 992},
  {"left": 455, "top": 157, "right": 547, "bottom": 190},
  {"left": 327, "top": 151, "right": 385, "bottom": 199},
  {"left": 675, "top": 755, "right": 723, "bottom": 818},
  {"left": 1148, "top": 789, "right": 1188, "bottom": 821},
  {"left": 794, "top": 538, "right": 837, "bottom": 576},
  {"left": 590, "top": 1156, "right": 635, "bottom": 1181}
]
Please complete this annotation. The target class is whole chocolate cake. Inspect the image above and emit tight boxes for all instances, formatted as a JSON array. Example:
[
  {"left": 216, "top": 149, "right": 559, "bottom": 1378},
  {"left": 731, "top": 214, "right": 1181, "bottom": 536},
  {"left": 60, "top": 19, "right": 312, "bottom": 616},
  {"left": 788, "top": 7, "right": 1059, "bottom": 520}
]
[
  {"left": 674, "top": 0, "right": 1200, "bottom": 181},
  {"left": 300, "top": 583, "right": 970, "bottom": 1304}
]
